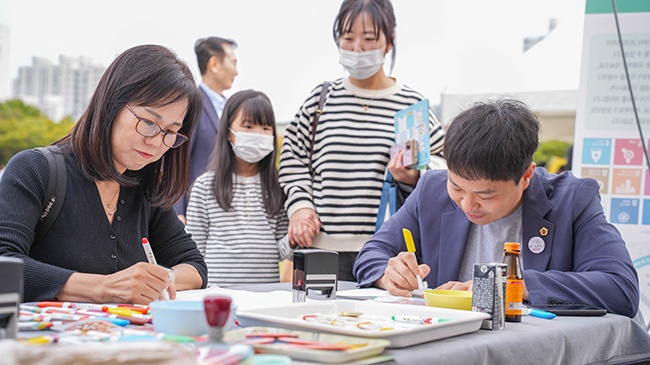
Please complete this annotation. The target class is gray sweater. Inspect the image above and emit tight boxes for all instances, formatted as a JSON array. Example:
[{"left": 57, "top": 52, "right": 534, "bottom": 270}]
[{"left": 0, "top": 149, "right": 207, "bottom": 302}]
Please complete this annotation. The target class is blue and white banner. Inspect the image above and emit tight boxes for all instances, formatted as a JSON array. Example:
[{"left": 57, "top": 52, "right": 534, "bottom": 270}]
[{"left": 573, "top": 0, "right": 650, "bottom": 321}]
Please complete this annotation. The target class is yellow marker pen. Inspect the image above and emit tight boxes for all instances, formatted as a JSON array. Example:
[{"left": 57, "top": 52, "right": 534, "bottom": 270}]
[
  {"left": 25, "top": 335, "right": 56, "bottom": 344},
  {"left": 105, "top": 307, "right": 133, "bottom": 317},
  {"left": 402, "top": 228, "right": 424, "bottom": 295}
]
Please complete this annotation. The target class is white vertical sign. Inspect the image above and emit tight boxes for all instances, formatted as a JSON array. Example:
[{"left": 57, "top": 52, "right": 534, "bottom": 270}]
[{"left": 573, "top": 0, "right": 650, "bottom": 321}]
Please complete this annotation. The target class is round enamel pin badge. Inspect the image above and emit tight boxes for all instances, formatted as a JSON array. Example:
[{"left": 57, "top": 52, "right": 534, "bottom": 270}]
[{"left": 528, "top": 236, "right": 545, "bottom": 254}]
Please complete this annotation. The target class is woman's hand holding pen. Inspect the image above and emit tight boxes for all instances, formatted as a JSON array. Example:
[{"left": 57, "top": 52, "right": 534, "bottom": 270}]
[
  {"left": 388, "top": 151, "right": 419, "bottom": 187},
  {"left": 288, "top": 208, "right": 320, "bottom": 248},
  {"left": 57, "top": 262, "right": 175, "bottom": 305},
  {"left": 101, "top": 262, "right": 175, "bottom": 304},
  {"left": 377, "top": 252, "right": 430, "bottom": 297}
]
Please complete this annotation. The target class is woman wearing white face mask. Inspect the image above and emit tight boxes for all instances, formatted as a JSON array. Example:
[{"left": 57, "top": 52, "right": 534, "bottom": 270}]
[
  {"left": 279, "top": 0, "right": 445, "bottom": 282},
  {"left": 185, "top": 90, "right": 315, "bottom": 287}
]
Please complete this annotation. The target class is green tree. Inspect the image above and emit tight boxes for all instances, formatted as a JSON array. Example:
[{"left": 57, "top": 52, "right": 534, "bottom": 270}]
[
  {"left": 534, "top": 140, "right": 572, "bottom": 166},
  {"left": 0, "top": 99, "right": 75, "bottom": 167}
]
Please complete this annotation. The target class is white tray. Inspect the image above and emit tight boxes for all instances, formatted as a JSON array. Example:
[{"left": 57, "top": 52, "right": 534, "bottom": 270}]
[
  {"left": 224, "top": 326, "right": 390, "bottom": 364},
  {"left": 236, "top": 300, "right": 489, "bottom": 348}
]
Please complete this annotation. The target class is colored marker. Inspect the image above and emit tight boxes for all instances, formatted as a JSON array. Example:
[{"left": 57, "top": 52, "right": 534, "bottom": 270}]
[
  {"left": 79, "top": 309, "right": 149, "bottom": 325},
  {"left": 19, "top": 316, "right": 67, "bottom": 325},
  {"left": 402, "top": 228, "right": 425, "bottom": 295},
  {"left": 19, "top": 305, "right": 42, "bottom": 313},
  {"left": 19, "top": 319, "right": 65, "bottom": 327},
  {"left": 203, "top": 344, "right": 253, "bottom": 365},
  {"left": 18, "top": 322, "right": 54, "bottom": 330},
  {"left": 529, "top": 309, "right": 556, "bottom": 319},
  {"left": 25, "top": 335, "right": 57, "bottom": 344},
  {"left": 21, "top": 305, "right": 75, "bottom": 314},
  {"left": 104, "top": 308, "right": 151, "bottom": 321},
  {"left": 115, "top": 304, "right": 149, "bottom": 314},
  {"left": 160, "top": 333, "right": 198, "bottom": 343},
  {"left": 34, "top": 301, "right": 148, "bottom": 314},
  {"left": 24, "top": 311, "right": 131, "bottom": 327},
  {"left": 522, "top": 306, "right": 556, "bottom": 319},
  {"left": 104, "top": 307, "right": 136, "bottom": 317},
  {"left": 22, "top": 312, "right": 88, "bottom": 322},
  {"left": 142, "top": 237, "right": 170, "bottom": 300},
  {"left": 67, "top": 313, "right": 130, "bottom": 327},
  {"left": 141, "top": 237, "right": 158, "bottom": 265},
  {"left": 391, "top": 315, "right": 448, "bottom": 324},
  {"left": 67, "top": 315, "right": 129, "bottom": 327},
  {"left": 35, "top": 301, "right": 103, "bottom": 310}
]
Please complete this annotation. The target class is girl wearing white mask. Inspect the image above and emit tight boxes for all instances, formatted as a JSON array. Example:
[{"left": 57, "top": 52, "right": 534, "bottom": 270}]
[
  {"left": 279, "top": 0, "right": 445, "bottom": 282},
  {"left": 186, "top": 90, "right": 314, "bottom": 287}
]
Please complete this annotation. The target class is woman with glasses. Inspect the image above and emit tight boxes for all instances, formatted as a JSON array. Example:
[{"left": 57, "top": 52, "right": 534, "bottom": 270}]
[{"left": 0, "top": 45, "right": 207, "bottom": 304}]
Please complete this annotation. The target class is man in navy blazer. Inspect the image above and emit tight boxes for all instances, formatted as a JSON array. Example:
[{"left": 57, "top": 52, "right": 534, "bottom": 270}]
[
  {"left": 354, "top": 99, "right": 639, "bottom": 318},
  {"left": 174, "top": 37, "right": 238, "bottom": 222}
]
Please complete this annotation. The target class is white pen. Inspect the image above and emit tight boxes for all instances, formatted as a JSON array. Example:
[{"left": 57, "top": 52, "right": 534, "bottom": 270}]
[
  {"left": 391, "top": 315, "right": 447, "bottom": 324},
  {"left": 142, "top": 237, "right": 170, "bottom": 300}
]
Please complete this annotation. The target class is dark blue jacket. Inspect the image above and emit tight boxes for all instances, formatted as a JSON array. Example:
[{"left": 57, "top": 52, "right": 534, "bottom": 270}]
[
  {"left": 354, "top": 168, "right": 640, "bottom": 318},
  {"left": 174, "top": 87, "right": 220, "bottom": 216}
]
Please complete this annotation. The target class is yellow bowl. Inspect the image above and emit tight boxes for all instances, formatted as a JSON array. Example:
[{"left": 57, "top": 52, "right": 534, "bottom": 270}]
[{"left": 423, "top": 289, "right": 473, "bottom": 311}]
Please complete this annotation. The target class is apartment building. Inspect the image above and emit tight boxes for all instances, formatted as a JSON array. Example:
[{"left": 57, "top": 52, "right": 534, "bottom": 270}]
[{"left": 13, "top": 55, "right": 104, "bottom": 121}]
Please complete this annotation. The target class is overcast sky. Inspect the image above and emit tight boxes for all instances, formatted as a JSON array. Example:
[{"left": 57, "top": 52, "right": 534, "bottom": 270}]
[{"left": 0, "top": 0, "right": 586, "bottom": 122}]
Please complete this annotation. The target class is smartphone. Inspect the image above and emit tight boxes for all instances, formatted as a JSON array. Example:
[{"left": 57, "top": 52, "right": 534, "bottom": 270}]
[
  {"left": 390, "top": 139, "right": 418, "bottom": 168},
  {"left": 533, "top": 305, "right": 607, "bottom": 316}
]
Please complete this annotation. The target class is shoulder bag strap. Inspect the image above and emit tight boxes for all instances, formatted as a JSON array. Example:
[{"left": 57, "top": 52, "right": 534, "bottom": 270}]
[
  {"left": 375, "top": 171, "right": 397, "bottom": 232},
  {"left": 33, "top": 145, "right": 67, "bottom": 242},
  {"left": 308, "top": 81, "right": 330, "bottom": 177}
]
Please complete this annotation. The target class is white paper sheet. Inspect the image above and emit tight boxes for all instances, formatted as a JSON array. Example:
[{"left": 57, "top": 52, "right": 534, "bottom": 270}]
[
  {"left": 177, "top": 286, "right": 422, "bottom": 311},
  {"left": 337, "top": 287, "right": 425, "bottom": 298},
  {"left": 336, "top": 288, "right": 394, "bottom": 297},
  {"left": 176, "top": 286, "right": 294, "bottom": 311}
]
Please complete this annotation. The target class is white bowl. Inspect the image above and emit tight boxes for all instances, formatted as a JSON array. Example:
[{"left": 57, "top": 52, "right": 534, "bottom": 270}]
[{"left": 150, "top": 300, "right": 237, "bottom": 336}]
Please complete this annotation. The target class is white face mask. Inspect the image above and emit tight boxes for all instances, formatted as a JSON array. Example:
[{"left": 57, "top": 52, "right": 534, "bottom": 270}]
[
  {"left": 338, "top": 48, "right": 385, "bottom": 80},
  {"left": 229, "top": 129, "right": 274, "bottom": 163}
]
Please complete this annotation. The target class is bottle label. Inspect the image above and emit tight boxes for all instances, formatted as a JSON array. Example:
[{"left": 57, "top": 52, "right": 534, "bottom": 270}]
[{"left": 505, "top": 279, "right": 523, "bottom": 315}]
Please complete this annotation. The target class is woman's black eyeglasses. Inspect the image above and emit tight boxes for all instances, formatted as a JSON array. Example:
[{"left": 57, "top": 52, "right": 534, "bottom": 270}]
[{"left": 125, "top": 104, "right": 188, "bottom": 148}]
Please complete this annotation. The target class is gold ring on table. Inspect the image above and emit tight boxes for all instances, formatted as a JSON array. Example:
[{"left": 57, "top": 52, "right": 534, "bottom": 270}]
[
  {"left": 340, "top": 311, "right": 363, "bottom": 318},
  {"left": 356, "top": 321, "right": 393, "bottom": 331},
  {"left": 356, "top": 321, "right": 379, "bottom": 330}
]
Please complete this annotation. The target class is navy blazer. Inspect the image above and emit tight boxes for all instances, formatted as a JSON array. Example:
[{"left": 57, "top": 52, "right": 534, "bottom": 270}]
[
  {"left": 175, "top": 87, "right": 220, "bottom": 216},
  {"left": 354, "top": 168, "right": 640, "bottom": 317}
]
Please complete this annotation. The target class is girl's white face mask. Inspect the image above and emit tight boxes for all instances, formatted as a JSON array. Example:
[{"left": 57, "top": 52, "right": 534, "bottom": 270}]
[
  {"left": 229, "top": 129, "right": 274, "bottom": 163},
  {"left": 338, "top": 48, "right": 385, "bottom": 80}
]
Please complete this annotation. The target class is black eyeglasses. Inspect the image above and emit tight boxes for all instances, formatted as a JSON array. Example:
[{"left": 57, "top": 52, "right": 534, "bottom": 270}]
[{"left": 125, "top": 104, "right": 188, "bottom": 148}]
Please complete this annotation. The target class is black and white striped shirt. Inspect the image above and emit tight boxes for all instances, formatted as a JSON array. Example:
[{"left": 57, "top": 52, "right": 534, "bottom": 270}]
[
  {"left": 279, "top": 77, "right": 444, "bottom": 251},
  {"left": 185, "top": 173, "right": 290, "bottom": 287}
]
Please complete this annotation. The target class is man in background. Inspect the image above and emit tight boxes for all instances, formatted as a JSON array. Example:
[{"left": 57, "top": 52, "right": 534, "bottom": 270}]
[{"left": 175, "top": 37, "right": 239, "bottom": 222}]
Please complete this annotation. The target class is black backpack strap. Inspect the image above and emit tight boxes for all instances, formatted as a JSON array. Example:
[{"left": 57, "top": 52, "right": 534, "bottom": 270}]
[
  {"left": 33, "top": 145, "right": 67, "bottom": 242},
  {"left": 308, "top": 81, "right": 330, "bottom": 177}
]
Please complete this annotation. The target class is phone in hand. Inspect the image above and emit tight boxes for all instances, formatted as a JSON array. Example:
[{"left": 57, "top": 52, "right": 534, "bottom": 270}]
[
  {"left": 390, "top": 139, "right": 418, "bottom": 168},
  {"left": 533, "top": 304, "right": 607, "bottom": 316}
]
